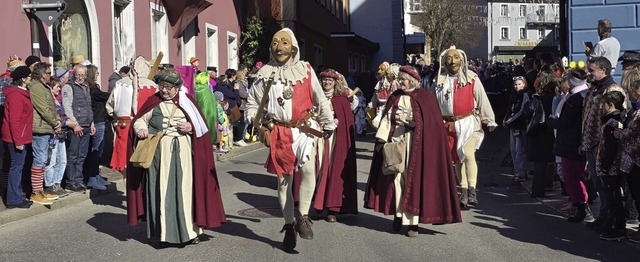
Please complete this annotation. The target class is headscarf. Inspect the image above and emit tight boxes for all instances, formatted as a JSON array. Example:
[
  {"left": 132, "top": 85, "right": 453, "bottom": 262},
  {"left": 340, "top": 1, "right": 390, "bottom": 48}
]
[{"left": 255, "top": 28, "right": 310, "bottom": 85}]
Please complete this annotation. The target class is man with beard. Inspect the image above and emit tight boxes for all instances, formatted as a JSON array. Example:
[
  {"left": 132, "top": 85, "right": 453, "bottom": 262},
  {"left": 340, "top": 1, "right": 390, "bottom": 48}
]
[
  {"left": 245, "top": 28, "right": 336, "bottom": 253},
  {"left": 581, "top": 56, "right": 626, "bottom": 232},
  {"left": 433, "top": 46, "right": 497, "bottom": 209}
]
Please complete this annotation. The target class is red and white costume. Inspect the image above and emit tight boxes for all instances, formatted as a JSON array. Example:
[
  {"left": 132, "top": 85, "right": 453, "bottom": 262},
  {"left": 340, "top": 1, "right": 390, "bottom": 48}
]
[{"left": 106, "top": 56, "right": 157, "bottom": 171}]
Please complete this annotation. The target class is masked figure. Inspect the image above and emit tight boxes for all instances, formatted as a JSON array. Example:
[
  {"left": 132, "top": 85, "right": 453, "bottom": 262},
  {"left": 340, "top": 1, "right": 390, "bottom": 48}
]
[
  {"left": 433, "top": 46, "right": 497, "bottom": 209},
  {"left": 244, "top": 28, "right": 336, "bottom": 253},
  {"left": 106, "top": 56, "right": 158, "bottom": 171}
]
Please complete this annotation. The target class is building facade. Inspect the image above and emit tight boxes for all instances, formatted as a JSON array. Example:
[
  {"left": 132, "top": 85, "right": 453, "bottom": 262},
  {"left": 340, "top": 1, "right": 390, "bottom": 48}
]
[
  {"left": 350, "top": 0, "right": 403, "bottom": 68},
  {"left": 1, "top": 0, "right": 241, "bottom": 86},
  {"left": 246, "top": 0, "right": 379, "bottom": 75},
  {"left": 488, "top": 0, "right": 560, "bottom": 62},
  {"left": 566, "top": 0, "right": 640, "bottom": 76}
]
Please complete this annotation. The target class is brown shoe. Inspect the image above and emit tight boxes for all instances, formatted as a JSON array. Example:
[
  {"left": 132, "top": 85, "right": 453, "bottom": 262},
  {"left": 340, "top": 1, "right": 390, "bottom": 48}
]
[
  {"left": 30, "top": 191, "right": 53, "bottom": 205},
  {"left": 406, "top": 225, "right": 419, "bottom": 237},
  {"left": 326, "top": 212, "right": 337, "bottom": 222},
  {"left": 295, "top": 215, "right": 314, "bottom": 240},
  {"left": 280, "top": 223, "right": 297, "bottom": 252}
]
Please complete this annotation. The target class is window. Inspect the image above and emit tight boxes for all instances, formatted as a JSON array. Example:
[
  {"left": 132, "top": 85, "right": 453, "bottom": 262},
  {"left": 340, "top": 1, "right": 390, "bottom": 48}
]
[
  {"left": 53, "top": 0, "right": 92, "bottom": 67},
  {"left": 205, "top": 24, "right": 218, "bottom": 70},
  {"left": 361, "top": 56, "right": 366, "bottom": 72},
  {"left": 181, "top": 21, "right": 197, "bottom": 65},
  {"left": 113, "top": 0, "right": 135, "bottom": 69},
  {"left": 227, "top": 32, "right": 238, "bottom": 70},
  {"left": 411, "top": 0, "right": 422, "bottom": 12},
  {"left": 348, "top": 52, "right": 354, "bottom": 71},
  {"left": 519, "top": 5, "right": 527, "bottom": 17},
  {"left": 538, "top": 28, "right": 545, "bottom": 39},
  {"left": 314, "top": 45, "right": 323, "bottom": 70},
  {"left": 500, "top": 27, "right": 509, "bottom": 40},
  {"left": 538, "top": 5, "right": 546, "bottom": 17},
  {"left": 150, "top": 3, "right": 169, "bottom": 63},
  {"left": 519, "top": 27, "right": 527, "bottom": 40},
  {"left": 500, "top": 4, "right": 508, "bottom": 17},
  {"left": 354, "top": 53, "right": 360, "bottom": 72},
  {"left": 555, "top": 27, "right": 560, "bottom": 39}
]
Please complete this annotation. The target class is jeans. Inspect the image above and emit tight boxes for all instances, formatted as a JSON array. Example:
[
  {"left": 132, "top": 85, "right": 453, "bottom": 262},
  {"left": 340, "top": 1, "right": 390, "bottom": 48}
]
[
  {"left": 32, "top": 135, "right": 52, "bottom": 168},
  {"left": 6, "top": 143, "right": 28, "bottom": 205},
  {"left": 555, "top": 156, "right": 564, "bottom": 182},
  {"left": 587, "top": 150, "right": 609, "bottom": 217},
  {"left": 44, "top": 139, "right": 67, "bottom": 187},
  {"left": 86, "top": 122, "right": 106, "bottom": 178},
  {"left": 509, "top": 129, "right": 526, "bottom": 178},
  {"left": 66, "top": 127, "right": 90, "bottom": 185}
]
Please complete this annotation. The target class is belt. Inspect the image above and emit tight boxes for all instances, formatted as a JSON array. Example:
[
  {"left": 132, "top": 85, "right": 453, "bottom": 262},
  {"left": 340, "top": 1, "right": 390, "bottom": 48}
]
[
  {"left": 115, "top": 117, "right": 132, "bottom": 128},
  {"left": 443, "top": 111, "right": 474, "bottom": 122},
  {"left": 272, "top": 114, "right": 323, "bottom": 138}
]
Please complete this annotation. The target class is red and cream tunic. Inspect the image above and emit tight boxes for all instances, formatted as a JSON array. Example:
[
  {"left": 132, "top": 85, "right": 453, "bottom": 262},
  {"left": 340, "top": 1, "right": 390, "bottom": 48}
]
[
  {"left": 434, "top": 72, "right": 496, "bottom": 161},
  {"left": 106, "top": 77, "right": 157, "bottom": 171},
  {"left": 246, "top": 63, "right": 335, "bottom": 176}
]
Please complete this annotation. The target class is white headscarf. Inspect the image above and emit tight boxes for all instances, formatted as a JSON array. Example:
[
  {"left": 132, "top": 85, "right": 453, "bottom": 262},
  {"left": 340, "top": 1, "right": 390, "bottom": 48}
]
[{"left": 255, "top": 28, "right": 310, "bottom": 85}]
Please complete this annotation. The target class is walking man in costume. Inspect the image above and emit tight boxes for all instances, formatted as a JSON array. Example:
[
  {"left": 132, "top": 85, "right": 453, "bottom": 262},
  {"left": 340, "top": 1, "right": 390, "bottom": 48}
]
[
  {"left": 245, "top": 28, "right": 336, "bottom": 252},
  {"left": 433, "top": 46, "right": 497, "bottom": 209},
  {"left": 106, "top": 56, "right": 158, "bottom": 172}
]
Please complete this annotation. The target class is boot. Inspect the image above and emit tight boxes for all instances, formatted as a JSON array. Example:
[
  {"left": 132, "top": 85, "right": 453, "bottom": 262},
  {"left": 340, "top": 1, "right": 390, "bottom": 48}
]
[
  {"left": 295, "top": 214, "right": 314, "bottom": 240},
  {"left": 406, "top": 225, "right": 419, "bottom": 237},
  {"left": 567, "top": 203, "right": 587, "bottom": 223},
  {"left": 280, "top": 223, "right": 297, "bottom": 252},
  {"left": 392, "top": 217, "right": 402, "bottom": 233},
  {"left": 459, "top": 188, "right": 469, "bottom": 210},
  {"left": 468, "top": 187, "right": 478, "bottom": 206}
]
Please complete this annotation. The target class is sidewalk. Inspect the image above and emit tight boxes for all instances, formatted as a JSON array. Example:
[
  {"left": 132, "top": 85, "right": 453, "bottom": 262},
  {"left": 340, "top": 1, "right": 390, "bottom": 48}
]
[
  {"left": 0, "top": 141, "right": 264, "bottom": 225},
  {"left": 519, "top": 176, "right": 640, "bottom": 249}
]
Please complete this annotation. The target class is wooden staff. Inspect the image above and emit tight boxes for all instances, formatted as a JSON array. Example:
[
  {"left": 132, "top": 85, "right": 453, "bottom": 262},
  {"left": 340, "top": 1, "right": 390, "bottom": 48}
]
[{"left": 147, "top": 51, "right": 164, "bottom": 80}]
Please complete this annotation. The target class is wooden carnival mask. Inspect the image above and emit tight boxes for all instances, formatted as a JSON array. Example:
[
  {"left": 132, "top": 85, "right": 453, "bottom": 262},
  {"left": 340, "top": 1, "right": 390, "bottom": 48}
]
[
  {"left": 271, "top": 31, "right": 294, "bottom": 64},
  {"left": 444, "top": 49, "right": 462, "bottom": 74}
]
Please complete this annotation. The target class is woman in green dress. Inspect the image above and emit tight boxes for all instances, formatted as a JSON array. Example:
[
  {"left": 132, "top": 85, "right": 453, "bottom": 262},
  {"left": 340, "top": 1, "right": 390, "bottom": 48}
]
[{"left": 127, "top": 68, "right": 226, "bottom": 246}]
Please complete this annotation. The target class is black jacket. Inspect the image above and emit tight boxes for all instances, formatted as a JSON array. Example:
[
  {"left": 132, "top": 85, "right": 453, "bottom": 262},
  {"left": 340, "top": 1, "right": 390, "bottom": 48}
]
[
  {"left": 503, "top": 90, "right": 531, "bottom": 130},
  {"left": 597, "top": 111, "right": 623, "bottom": 176},
  {"left": 90, "top": 85, "right": 111, "bottom": 123},
  {"left": 547, "top": 89, "right": 588, "bottom": 160},
  {"left": 526, "top": 91, "right": 555, "bottom": 162}
]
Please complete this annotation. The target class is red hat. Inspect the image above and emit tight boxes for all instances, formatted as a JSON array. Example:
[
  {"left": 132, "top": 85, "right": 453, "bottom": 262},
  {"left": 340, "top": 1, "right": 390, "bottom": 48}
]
[
  {"left": 319, "top": 71, "right": 340, "bottom": 79},
  {"left": 399, "top": 65, "right": 421, "bottom": 81}
]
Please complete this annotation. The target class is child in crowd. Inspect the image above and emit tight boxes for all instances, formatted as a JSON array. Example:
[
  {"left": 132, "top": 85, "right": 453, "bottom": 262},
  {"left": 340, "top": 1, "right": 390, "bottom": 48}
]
[
  {"left": 353, "top": 89, "right": 367, "bottom": 136},
  {"left": 596, "top": 91, "right": 626, "bottom": 241},
  {"left": 214, "top": 91, "right": 231, "bottom": 153},
  {"left": 503, "top": 76, "right": 530, "bottom": 182}
]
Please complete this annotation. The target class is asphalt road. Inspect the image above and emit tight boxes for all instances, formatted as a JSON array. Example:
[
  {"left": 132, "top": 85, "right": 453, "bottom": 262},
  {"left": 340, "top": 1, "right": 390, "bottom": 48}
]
[{"left": 0, "top": 129, "right": 638, "bottom": 261}]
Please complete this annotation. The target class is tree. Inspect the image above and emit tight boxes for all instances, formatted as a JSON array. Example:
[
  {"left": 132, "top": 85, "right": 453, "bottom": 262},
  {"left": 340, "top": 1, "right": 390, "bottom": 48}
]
[
  {"left": 411, "top": 0, "right": 485, "bottom": 60},
  {"left": 240, "top": 16, "right": 281, "bottom": 66}
]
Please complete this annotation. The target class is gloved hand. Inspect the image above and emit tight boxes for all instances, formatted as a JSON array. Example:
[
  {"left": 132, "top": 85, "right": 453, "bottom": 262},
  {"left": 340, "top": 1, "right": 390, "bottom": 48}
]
[{"left": 322, "top": 129, "right": 334, "bottom": 139}]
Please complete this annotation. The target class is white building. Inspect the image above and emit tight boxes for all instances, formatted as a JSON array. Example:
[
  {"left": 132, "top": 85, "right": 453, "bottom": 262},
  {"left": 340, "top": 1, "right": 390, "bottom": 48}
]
[{"left": 487, "top": 0, "right": 560, "bottom": 62}]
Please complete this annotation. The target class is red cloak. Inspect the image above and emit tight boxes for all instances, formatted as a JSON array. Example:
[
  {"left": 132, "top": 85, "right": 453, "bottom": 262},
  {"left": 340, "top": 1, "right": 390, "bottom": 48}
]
[
  {"left": 126, "top": 93, "right": 226, "bottom": 228},
  {"left": 364, "top": 88, "right": 462, "bottom": 224},
  {"left": 313, "top": 95, "right": 358, "bottom": 214}
]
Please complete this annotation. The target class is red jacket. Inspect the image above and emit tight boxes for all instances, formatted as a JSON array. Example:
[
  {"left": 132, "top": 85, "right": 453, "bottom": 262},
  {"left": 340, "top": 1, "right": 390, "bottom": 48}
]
[{"left": 2, "top": 85, "right": 33, "bottom": 145}]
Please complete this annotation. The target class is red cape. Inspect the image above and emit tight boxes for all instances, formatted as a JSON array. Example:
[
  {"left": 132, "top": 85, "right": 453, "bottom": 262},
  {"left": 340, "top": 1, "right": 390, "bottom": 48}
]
[
  {"left": 126, "top": 93, "right": 226, "bottom": 228},
  {"left": 312, "top": 95, "right": 358, "bottom": 214},
  {"left": 364, "top": 88, "right": 462, "bottom": 224}
]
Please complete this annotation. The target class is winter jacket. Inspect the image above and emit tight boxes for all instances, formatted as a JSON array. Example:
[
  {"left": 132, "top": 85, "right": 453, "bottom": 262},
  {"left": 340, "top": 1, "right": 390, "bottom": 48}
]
[
  {"left": 597, "top": 111, "right": 623, "bottom": 176},
  {"left": 548, "top": 89, "right": 588, "bottom": 160},
  {"left": 2, "top": 85, "right": 33, "bottom": 145},
  {"left": 30, "top": 80, "right": 60, "bottom": 134},
  {"left": 90, "top": 84, "right": 110, "bottom": 123},
  {"left": 503, "top": 90, "right": 531, "bottom": 130}
]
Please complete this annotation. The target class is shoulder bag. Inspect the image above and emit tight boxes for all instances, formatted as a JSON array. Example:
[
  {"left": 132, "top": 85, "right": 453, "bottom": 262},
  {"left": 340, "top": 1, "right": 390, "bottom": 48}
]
[{"left": 130, "top": 105, "right": 177, "bottom": 168}]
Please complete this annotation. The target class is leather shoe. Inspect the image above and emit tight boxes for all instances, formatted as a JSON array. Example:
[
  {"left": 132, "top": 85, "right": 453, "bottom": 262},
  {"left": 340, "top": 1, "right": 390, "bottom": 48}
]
[
  {"left": 280, "top": 223, "right": 297, "bottom": 252},
  {"left": 326, "top": 214, "right": 337, "bottom": 223},
  {"left": 66, "top": 183, "right": 85, "bottom": 192},
  {"left": 406, "top": 225, "right": 419, "bottom": 237},
  {"left": 6, "top": 199, "right": 33, "bottom": 209},
  {"left": 295, "top": 215, "right": 314, "bottom": 240}
]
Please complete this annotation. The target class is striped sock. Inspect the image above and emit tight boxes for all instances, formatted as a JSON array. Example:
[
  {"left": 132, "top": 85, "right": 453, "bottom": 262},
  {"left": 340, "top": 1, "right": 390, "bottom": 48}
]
[{"left": 31, "top": 167, "right": 45, "bottom": 192}]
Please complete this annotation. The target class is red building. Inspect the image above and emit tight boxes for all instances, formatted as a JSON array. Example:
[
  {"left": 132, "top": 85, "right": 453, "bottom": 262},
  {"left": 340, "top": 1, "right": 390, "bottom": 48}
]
[{"left": 1, "top": 0, "right": 241, "bottom": 86}]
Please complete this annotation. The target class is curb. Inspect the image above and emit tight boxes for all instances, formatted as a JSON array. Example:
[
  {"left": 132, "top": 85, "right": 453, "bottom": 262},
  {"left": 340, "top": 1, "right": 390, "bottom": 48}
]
[
  {"left": 216, "top": 142, "right": 264, "bottom": 162},
  {"left": 0, "top": 166, "right": 125, "bottom": 226}
]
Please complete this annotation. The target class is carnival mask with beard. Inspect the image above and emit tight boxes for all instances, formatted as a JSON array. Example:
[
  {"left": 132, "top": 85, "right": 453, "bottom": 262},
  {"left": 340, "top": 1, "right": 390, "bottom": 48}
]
[
  {"left": 444, "top": 49, "right": 462, "bottom": 74},
  {"left": 271, "top": 31, "right": 295, "bottom": 65}
]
